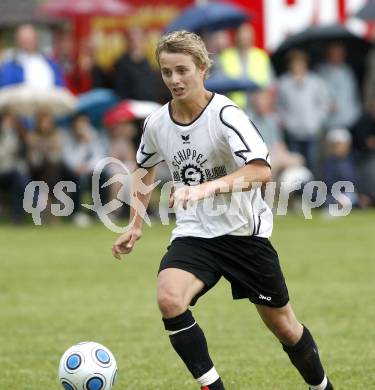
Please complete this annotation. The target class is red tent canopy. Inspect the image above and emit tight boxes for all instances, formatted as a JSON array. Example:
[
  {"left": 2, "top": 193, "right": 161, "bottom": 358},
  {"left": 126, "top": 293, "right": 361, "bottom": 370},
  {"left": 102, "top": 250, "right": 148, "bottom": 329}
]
[{"left": 38, "top": 0, "right": 133, "bottom": 18}]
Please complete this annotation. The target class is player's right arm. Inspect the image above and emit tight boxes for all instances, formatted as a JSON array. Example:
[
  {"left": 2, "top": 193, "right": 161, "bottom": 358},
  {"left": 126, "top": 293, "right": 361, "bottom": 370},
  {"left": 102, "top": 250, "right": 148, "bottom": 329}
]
[
  {"left": 112, "top": 166, "right": 157, "bottom": 260},
  {"left": 112, "top": 113, "right": 163, "bottom": 259}
]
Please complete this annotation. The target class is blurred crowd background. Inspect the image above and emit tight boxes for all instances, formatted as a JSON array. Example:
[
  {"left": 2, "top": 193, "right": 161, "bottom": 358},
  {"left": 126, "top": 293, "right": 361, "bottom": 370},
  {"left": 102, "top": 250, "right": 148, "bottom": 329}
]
[{"left": 0, "top": 0, "right": 374, "bottom": 226}]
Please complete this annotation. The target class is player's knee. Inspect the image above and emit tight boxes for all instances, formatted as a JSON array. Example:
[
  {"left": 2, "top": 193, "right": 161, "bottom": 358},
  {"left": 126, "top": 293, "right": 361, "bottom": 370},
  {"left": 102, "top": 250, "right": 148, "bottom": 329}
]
[
  {"left": 157, "top": 289, "right": 186, "bottom": 318},
  {"left": 273, "top": 322, "right": 301, "bottom": 345}
]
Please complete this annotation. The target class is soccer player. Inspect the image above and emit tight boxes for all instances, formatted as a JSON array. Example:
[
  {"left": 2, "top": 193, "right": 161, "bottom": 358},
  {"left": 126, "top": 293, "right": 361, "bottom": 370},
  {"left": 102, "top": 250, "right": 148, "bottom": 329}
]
[{"left": 112, "top": 31, "right": 333, "bottom": 390}]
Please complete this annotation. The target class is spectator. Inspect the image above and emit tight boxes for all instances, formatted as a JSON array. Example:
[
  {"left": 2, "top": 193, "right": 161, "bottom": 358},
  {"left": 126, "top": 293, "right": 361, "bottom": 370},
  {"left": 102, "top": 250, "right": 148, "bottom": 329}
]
[
  {"left": 27, "top": 109, "right": 66, "bottom": 223},
  {"left": 105, "top": 114, "right": 170, "bottom": 220},
  {"left": 203, "top": 30, "right": 231, "bottom": 76},
  {"left": 113, "top": 27, "right": 160, "bottom": 101},
  {"left": 250, "top": 89, "right": 305, "bottom": 178},
  {"left": 317, "top": 42, "right": 361, "bottom": 129},
  {"left": 277, "top": 50, "right": 330, "bottom": 175},
  {"left": 0, "top": 24, "right": 64, "bottom": 89},
  {"left": 363, "top": 26, "right": 375, "bottom": 111},
  {"left": 219, "top": 23, "right": 274, "bottom": 109},
  {"left": 64, "top": 42, "right": 110, "bottom": 95},
  {"left": 108, "top": 120, "right": 137, "bottom": 169},
  {"left": 106, "top": 119, "right": 137, "bottom": 219},
  {"left": 63, "top": 113, "right": 107, "bottom": 224},
  {"left": 323, "top": 128, "right": 359, "bottom": 208},
  {"left": 350, "top": 99, "right": 375, "bottom": 207},
  {"left": 0, "top": 109, "right": 29, "bottom": 223},
  {"left": 54, "top": 31, "right": 75, "bottom": 78},
  {"left": 0, "top": 35, "right": 6, "bottom": 64}
]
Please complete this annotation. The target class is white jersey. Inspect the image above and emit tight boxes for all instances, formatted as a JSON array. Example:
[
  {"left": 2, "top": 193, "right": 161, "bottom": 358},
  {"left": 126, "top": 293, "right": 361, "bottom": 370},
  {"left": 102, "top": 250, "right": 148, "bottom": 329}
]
[{"left": 136, "top": 93, "right": 273, "bottom": 241}]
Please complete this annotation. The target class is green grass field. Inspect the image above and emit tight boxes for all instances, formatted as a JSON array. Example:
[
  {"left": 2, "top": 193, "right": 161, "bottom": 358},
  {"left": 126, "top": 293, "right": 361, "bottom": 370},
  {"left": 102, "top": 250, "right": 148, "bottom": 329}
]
[{"left": 1, "top": 211, "right": 374, "bottom": 389}]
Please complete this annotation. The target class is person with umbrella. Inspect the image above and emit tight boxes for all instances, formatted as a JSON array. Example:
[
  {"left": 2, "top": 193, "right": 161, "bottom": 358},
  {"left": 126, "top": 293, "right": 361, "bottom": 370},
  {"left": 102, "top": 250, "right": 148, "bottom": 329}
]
[
  {"left": 112, "top": 30, "right": 333, "bottom": 390},
  {"left": 317, "top": 42, "right": 361, "bottom": 130},
  {"left": 277, "top": 50, "right": 330, "bottom": 176}
]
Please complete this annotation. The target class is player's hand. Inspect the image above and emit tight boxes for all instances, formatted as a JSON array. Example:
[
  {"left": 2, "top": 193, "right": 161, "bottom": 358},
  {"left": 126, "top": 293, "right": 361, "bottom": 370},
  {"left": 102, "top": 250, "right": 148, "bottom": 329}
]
[
  {"left": 169, "top": 183, "right": 215, "bottom": 210},
  {"left": 112, "top": 228, "right": 142, "bottom": 260}
]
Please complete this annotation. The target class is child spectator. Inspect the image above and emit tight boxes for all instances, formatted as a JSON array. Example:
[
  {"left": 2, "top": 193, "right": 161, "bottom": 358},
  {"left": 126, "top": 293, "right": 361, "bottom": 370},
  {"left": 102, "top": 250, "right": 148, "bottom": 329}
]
[{"left": 323, "top": 128, "right": 359, "bottom": 208}]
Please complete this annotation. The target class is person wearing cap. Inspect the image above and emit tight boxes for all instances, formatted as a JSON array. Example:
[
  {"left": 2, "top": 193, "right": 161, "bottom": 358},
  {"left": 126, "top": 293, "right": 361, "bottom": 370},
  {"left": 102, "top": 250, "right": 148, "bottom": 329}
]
[{"left": 323, "top": 128, "right": 359, "bottom": 208}]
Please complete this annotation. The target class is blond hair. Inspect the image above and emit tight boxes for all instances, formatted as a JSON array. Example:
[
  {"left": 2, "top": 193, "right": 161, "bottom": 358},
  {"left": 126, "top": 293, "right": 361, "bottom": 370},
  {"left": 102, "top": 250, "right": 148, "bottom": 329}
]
[{"left": 155, "top": 30, "right": 213, "bottom": 79}]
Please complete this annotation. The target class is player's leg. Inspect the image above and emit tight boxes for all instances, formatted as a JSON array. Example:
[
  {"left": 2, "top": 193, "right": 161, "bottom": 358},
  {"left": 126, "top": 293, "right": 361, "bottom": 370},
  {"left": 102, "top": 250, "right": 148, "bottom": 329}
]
[
  {"left": 217, "top": 235, "right": 333, "bottom": 388},
  {"left": 255, "top": 303, "right": 333, "bottom": 390},
  {"left": 158, "top": 268, "right": 225, "bottom": 389}
]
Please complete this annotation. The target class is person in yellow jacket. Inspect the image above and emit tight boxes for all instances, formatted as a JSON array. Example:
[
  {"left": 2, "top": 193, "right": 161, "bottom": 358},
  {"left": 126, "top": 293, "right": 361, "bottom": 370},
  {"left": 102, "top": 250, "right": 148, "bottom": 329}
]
[{"left": 219, "top": 23, "right": 274, "bottom": 109}]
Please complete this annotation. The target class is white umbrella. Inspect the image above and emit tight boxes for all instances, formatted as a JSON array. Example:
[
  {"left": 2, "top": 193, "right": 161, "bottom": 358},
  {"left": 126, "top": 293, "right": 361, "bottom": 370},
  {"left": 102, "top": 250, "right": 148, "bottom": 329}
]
[{"left": 0, "top": 85, "right": 77, "bottom": 116}]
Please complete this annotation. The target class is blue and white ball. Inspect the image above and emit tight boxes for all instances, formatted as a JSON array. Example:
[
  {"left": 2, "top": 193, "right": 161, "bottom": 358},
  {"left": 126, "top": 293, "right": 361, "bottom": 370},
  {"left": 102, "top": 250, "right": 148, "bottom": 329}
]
[{"left": 58, "top": 342, "right": 117, "bottom": 390}]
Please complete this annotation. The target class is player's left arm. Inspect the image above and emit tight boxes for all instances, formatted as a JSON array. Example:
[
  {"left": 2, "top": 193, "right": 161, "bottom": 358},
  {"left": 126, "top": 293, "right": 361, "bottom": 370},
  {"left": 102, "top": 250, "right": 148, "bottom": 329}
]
[
  {"left": 169, "top": 160, "right": 271, "bottom": 209},
  {"left": 204, "top": 159, "right": 271, "bottom": 194},
  {"left": 170, "top": 106, "right": 271, "bottom": 209}
]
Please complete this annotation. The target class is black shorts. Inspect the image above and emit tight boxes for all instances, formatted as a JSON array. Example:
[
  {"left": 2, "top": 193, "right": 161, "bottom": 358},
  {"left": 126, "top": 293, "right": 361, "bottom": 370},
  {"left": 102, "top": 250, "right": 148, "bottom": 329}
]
[{"left": 159, "top": 235, "right": 289, "bottom": 308}]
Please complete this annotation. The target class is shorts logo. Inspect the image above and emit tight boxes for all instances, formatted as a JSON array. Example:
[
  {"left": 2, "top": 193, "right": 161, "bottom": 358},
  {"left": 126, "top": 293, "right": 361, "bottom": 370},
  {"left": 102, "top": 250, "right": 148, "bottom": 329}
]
[
  {"left": 180, "top": 164, "right": 205, "bottom": 186},
  {"left": 259, "top": 294, "right": 272, "bottom": 301}
]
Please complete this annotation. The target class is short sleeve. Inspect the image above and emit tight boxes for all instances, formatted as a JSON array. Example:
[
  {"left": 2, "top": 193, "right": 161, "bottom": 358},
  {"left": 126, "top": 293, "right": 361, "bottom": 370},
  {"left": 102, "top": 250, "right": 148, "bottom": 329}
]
[
  {"left": 136, "top": 117, "right": 164, "bottom": 168},
  {"left": 220, "top": 105, "right": 271, "bottom": 167}
]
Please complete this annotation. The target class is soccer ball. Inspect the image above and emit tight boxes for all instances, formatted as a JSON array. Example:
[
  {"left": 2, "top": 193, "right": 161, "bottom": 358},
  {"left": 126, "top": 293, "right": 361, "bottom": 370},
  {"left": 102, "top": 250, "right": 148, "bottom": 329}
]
[{"left": 58, "top": 341, "right": 117, "bottom": 390}]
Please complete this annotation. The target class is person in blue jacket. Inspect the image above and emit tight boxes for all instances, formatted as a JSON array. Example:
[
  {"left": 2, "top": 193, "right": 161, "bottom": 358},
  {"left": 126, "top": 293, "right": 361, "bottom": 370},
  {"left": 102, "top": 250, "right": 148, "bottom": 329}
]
[{"left": 0, "top": 24, "right": 64, "bottom": 89}]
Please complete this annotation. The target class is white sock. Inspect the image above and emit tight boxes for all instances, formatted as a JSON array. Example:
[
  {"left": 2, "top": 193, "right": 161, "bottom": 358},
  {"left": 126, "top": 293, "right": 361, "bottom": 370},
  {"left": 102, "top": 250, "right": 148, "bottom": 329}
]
[
  {"left": 196, "top": 366, "right": 219, "bottom": 387},
  {"left": 309, "top": 376, "right": 328, "bottom": 390}
]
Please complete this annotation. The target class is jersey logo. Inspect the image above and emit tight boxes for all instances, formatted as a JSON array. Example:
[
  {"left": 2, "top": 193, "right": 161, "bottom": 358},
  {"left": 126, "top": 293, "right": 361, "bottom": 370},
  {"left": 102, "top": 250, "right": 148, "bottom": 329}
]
[
  {"left": 181, "top": 164, "right": 204, "bottom": 186},
  {"left": 181, "top": 134, "right": 190, "bottom": 144}
]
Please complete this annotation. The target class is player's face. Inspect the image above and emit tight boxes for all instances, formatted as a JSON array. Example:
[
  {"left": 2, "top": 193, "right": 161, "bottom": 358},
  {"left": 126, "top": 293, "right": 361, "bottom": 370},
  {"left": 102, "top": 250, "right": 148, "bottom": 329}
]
[{"left": 159, "top": 51, "right": 206, "bottom": 100}]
